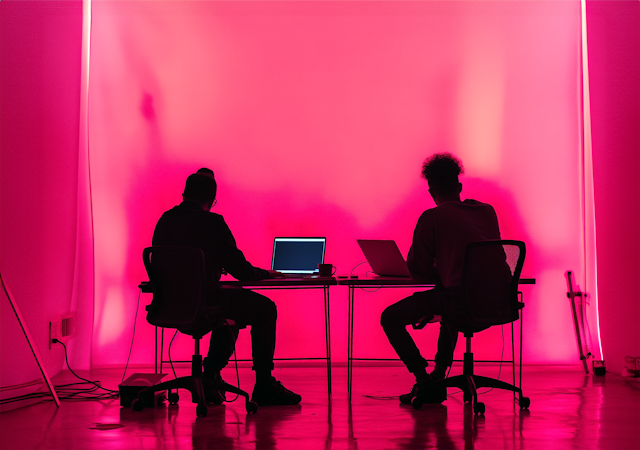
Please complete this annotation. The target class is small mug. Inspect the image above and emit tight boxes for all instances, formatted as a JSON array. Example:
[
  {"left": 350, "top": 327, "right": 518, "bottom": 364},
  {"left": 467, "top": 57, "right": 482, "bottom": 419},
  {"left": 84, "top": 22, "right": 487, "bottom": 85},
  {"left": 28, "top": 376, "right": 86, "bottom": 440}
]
[{"left": 318, "top": 263, "right": 337, "bottom": 277}]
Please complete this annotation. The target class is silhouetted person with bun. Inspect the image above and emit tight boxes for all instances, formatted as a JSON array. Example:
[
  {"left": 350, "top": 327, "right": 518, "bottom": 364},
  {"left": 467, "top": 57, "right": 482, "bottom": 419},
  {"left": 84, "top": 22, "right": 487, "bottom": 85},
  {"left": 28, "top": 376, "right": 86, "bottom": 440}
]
[
  {"left": 197, "top": 167, "right": 215, "bottom": 179},
  {"left": 152, "top": 172, "right": 301, "bottom": 406},
  {"left": 381, "top": 153, "right": 502, "bottom": 405}
]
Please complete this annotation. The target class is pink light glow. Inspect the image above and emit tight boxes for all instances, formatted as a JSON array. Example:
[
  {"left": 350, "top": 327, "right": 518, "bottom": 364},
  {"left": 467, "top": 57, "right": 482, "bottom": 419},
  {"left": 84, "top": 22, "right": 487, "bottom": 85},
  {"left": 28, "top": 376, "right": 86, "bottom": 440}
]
[
  {"left": 88, "top": 1, "right": 586, "bottom": 366},
  {"left": 579, "top": 0, "right": 603, "bottom": 362}
]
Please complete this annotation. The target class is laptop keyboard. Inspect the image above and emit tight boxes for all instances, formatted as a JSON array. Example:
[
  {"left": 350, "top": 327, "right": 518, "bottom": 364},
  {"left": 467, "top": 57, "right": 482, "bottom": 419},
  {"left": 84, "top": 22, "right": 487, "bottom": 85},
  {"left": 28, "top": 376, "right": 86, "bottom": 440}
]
[{"left": 283, "top": 273, "right": 317, "bottom": 278}]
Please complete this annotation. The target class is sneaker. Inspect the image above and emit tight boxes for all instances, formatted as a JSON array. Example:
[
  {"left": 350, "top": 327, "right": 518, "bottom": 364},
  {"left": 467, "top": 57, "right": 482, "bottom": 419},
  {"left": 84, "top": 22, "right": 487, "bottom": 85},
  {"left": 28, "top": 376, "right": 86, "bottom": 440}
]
[
  {"left": 400, "top": 371, "right": 433, "bottom": 404},
  {"left": 251, "top": 377, "right": 302, "bottom": 406},
  {"left": 399, "top": 381, "right": 447, "bottom": 405},
  {"left": 430, "top": 367, "right": 447, "bottom": 381},
  {"left": 203, "top": 372, "right": 227, "bottom": 405},
  {"left": 399, "top": 382, "right": 422, "bottom": 405}
]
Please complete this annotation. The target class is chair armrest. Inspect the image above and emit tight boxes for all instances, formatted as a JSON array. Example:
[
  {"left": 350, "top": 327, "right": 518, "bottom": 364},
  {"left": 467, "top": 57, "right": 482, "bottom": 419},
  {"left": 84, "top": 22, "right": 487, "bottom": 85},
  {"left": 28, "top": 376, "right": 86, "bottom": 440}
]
[
  {"left": 139, "top": 281, "right": 153, "bottom": 293},
  {"left": 412, "top": 315, "right": 442, "bottom": 330}
]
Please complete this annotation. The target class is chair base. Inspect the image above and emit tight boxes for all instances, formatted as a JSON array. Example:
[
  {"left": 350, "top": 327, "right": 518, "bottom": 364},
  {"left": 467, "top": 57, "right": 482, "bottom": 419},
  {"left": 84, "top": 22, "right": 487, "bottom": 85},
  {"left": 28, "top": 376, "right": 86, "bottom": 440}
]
[{"left": 412, "top": 350, "right": 530, "bottom": 413}]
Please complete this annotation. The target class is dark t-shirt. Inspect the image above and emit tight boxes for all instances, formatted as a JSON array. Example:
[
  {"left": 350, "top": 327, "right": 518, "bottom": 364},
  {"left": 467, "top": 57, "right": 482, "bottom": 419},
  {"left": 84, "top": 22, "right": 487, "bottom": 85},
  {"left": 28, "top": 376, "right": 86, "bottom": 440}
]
[
  {"left": 407, "top": 199, "right": 501, "bottom": 288},
  {"left": 152, "top": 201, "right": 269, "bottom": 292}
]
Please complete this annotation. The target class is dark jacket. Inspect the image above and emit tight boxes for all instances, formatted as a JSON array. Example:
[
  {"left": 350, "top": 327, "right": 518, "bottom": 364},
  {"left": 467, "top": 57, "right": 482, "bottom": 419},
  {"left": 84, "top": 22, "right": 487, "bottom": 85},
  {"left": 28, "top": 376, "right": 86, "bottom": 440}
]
[{"left": 152, "top": 201, "right": 269, "bottom": 292}]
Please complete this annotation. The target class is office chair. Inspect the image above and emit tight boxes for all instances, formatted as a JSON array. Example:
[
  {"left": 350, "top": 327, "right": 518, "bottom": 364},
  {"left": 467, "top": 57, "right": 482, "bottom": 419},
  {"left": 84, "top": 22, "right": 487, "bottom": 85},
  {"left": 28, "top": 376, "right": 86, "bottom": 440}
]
[
  {"left": 131, "top": 246, "right": 258, "bottom": 416},
  {"left": 412, "top": 240, "right": 530, "bottom": 414}
]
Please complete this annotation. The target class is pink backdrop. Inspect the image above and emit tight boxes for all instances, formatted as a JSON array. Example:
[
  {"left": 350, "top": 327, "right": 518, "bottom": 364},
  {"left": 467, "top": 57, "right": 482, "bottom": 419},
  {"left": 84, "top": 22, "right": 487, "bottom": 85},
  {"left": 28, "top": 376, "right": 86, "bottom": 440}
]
[{"left": 88, "top": 1, "right": 588, "bottom": 367}]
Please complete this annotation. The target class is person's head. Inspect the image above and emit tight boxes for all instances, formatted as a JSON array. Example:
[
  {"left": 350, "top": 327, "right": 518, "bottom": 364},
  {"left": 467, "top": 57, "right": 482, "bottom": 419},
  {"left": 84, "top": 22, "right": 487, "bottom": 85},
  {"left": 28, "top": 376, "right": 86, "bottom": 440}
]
[
  {"left": 421, "top": 153, "right": 464, "bottom": 204},
  {"left": 197, "top": 167, "right": 215, "bottom": 179},
  {"left": 182, "top": 173, "right": 217, "bottom": 210}
]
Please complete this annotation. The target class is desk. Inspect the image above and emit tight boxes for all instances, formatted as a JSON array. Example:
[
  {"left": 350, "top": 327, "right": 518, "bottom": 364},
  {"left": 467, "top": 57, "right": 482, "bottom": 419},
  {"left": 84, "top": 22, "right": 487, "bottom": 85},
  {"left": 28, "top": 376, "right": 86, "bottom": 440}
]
[
  {"left": 141, "top": 277, "right": 337, "bottom": 399},
  {"left": 221, "top": 277, "right": 337, "bottom": 398},
  {"left": 338, "top": 276, "right": 536, "bottom": 401}
]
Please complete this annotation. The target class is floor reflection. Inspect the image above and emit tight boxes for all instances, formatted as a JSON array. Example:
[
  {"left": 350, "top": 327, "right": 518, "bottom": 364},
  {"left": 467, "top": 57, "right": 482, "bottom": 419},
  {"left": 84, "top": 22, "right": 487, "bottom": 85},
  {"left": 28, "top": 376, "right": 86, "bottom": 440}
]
[
  {"left": 244, "top": 404, "right": 302, "bottom": 450},
  {"left": 2, "top": 366, "right": 636, "bottom": 450}
]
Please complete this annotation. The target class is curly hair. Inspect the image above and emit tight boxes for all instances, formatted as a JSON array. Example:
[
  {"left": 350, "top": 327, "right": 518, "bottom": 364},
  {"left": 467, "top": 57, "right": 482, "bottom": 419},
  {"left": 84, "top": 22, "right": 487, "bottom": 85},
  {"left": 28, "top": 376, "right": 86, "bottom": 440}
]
[{"left": 421, "top": 153, "right": 464, "bottom": 193}]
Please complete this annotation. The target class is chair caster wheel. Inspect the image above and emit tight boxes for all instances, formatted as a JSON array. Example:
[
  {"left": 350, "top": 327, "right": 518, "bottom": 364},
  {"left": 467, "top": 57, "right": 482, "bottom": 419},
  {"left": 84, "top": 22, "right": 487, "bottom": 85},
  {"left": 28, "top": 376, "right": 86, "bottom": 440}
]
[
  {"left": 168, "top": 392, "right": 179, "bottom": 405},
  {"left": 411, "top": 397, "right": 424, "bottom": 410},
  {"left": 474, "top": 401, "right": 485, "bottom": 415},
  {"left": 131, "top": 399, "right": 144, "bottom": 411},
  {"left": 246, "top": 401, "right": 258, "bottom": 414},
  {"left": 196, "top": 404, "right": 208, "bottom": 417},
  {"left": 519, "top": 396, "right": 531, "bottom": 409}
]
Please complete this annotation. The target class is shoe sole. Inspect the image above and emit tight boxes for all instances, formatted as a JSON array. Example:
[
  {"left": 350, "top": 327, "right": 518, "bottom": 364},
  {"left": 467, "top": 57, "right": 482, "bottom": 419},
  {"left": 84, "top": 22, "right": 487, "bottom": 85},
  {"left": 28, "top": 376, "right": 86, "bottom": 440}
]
[{"left": 250, "top": 397, "right": 301, "bottom": 406}]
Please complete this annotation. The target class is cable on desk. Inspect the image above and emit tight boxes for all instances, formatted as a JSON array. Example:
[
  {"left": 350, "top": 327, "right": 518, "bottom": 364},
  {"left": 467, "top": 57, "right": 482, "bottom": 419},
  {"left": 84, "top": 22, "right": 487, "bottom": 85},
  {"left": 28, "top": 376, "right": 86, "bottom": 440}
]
[
  {"left": 359, "top": 270, "right": 382, "bottom": 292},
  {"left": 350, "top": 261, "right": 367, "bottom": 275},
  {"left": 350, "top": 262, "right": 382, "bottom": 292}
]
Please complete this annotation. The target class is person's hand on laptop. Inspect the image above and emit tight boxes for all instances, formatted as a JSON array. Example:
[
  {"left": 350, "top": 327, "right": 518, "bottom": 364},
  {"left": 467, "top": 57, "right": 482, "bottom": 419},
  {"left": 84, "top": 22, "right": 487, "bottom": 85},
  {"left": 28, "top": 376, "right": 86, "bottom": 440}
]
[{"left": 268, "top": 270, "right": 285, "bottom": 279}]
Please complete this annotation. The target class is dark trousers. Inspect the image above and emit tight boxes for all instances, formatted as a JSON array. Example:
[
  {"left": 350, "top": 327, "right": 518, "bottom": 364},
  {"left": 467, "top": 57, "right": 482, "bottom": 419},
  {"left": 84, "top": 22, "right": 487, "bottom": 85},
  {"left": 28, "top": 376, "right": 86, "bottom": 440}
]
[
  {"left": 381, "top": 289, "right": 459, "bottom": 374},
  {"left": 203, "top": 287, "right": 277, "bottom": 375}
]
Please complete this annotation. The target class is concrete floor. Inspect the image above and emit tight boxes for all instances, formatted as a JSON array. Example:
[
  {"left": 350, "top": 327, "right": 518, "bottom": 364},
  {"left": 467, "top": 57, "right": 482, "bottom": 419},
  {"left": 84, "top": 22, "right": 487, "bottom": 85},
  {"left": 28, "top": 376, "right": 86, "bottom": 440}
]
[{"left": 1, "top": 364, "right": 638, "bottom": 449}]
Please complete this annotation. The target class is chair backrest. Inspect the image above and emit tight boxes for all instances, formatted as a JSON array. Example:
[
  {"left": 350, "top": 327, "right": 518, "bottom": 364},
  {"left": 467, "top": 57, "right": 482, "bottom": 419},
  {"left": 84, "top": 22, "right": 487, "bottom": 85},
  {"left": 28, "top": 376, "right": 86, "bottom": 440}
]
[
  {"left": 461, "top": 240, "right": 526, "bottom": 328},
  {"left": 143, "top": 246, "right": 206, "bottom": 329}
]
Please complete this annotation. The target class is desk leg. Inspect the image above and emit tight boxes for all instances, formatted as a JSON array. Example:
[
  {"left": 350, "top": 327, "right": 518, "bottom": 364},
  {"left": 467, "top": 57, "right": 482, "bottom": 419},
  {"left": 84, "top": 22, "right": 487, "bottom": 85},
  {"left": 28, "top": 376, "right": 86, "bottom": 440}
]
[
  {"left": 519, "top": 300, "right": 524, "bottom": 392},
  {"left": 154, "top": 326, "right": 158, "bottom": 374},
  {"left": 160, "top": 327, "right": 165, "bottom": 374},
  {"left": 348, "top": 286, "right": 355, "bottom": 402},
  {"left": 511, "top": 320, "right": 516, "bottom": 399},
  {"left": 324, "top": 285, "right": 332, "bottom": 399}
]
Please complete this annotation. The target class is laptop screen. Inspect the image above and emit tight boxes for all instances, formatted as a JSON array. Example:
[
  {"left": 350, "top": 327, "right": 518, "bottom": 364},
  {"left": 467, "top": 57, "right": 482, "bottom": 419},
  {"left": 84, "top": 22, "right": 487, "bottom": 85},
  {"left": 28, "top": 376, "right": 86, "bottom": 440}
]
[{"left": 271, "top": 237, "right": 326, "bottom": 274}]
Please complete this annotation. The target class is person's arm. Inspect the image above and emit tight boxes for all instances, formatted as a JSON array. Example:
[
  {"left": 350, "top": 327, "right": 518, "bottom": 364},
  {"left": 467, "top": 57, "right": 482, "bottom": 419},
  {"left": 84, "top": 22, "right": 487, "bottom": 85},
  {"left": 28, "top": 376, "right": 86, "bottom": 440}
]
[
  {"left": 215, "top": 217, "right": 271, "bottom": 281},
  {"left": 407, "top": 212, "right": 439, "bottom": 283}
]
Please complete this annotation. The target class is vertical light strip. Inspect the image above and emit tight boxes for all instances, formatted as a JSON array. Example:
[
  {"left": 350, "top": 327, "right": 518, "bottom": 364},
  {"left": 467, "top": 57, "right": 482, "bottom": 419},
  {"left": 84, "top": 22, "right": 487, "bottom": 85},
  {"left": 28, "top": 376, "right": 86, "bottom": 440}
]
[
  {"left": 77, "top": 0, "right": 96, "bottom": 364},
  {"left": 580, "top": 0, "right": 604, "bottom": 361},
  {"left": 79, "top": 0, "right": 91, "bottom": 149}
]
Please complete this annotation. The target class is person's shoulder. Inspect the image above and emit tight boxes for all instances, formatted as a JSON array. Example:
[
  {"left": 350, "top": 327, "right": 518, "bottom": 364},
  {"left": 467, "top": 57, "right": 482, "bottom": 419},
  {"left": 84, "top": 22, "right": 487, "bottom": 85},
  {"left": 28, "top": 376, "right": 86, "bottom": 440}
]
[
  {"left": 462, "top": 199, "right": 496, "bottom": 210},
  {"left": 205, "top": 212, "right": 231, "bottom": 230},
  {"left": 194, "top": 210, "right": 225, "bottom": 222},
  {"left": 424, "top": 200, "right": 497, "bottom": 219},
  {"left": 418, "top": 205, "right": 439, "bottom": 220},
  {"left": 462, "top": 198, "right": 488, "bottom": 206},
  {"left": 208, "top": 211, "right": 225, "bottom": 222},
  {"left": 158, "top": 204, "right": 182, "bottom": 217},
  {"left": 416, "top": 206, "right": 440, "bottom": 229},
  {"left": 164, "top": 204, "right": 225, "bottom": 221}
]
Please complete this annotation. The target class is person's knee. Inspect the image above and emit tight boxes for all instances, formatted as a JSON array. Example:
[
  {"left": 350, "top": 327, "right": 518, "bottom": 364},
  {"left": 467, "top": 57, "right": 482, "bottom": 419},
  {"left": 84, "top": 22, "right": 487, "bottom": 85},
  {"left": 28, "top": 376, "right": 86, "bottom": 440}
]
[
  {"left": 260, "top": 297, "right": 277, "bottom": 321},
  {"left": 268, "top": 299, "right": 277, "bottom": 319},
  {"left": 380, "top": 305, "right": 398, "bottom": 328}
]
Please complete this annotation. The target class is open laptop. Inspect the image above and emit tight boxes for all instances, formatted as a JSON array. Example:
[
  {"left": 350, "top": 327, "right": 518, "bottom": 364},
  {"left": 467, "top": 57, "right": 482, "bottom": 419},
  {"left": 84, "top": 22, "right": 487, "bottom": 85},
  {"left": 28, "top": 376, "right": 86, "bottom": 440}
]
[
  {"left": 357, "top": 239, "right": 411, "bottom": 277},
  {"left": 271, "top": 237, "right": 326, "bottom": 277}
]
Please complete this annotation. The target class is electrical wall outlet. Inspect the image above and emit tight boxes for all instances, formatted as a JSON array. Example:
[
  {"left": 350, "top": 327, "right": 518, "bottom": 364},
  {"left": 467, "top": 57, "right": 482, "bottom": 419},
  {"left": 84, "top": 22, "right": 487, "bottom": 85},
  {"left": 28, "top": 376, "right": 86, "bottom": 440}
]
[
  {"left": 49, "top": 313, "right": 75, "bottom": 349},
  {"left": 49, "top": 321, "right": 61, "bottom": 349}
]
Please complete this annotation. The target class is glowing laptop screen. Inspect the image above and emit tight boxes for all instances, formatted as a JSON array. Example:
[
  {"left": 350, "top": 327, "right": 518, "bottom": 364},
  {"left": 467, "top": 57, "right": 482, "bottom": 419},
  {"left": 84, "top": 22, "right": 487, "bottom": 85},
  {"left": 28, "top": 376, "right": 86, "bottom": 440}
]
[{"left": 271, "top": 237, "right": 326, "bottom": 274}]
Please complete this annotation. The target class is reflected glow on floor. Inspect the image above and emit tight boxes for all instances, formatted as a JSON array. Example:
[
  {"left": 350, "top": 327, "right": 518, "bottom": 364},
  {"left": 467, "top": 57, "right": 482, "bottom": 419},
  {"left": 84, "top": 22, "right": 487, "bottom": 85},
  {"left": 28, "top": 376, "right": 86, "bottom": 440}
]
[{"left": 1, "top": 365, "right": 638, "bottom": 450}]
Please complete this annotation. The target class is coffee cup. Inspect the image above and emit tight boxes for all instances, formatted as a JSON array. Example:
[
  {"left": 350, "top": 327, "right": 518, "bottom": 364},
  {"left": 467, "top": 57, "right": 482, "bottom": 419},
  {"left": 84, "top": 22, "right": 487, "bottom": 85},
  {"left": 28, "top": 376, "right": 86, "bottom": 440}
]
[{"left": 318, "top": 263, "right": 336, "bottom": 277}]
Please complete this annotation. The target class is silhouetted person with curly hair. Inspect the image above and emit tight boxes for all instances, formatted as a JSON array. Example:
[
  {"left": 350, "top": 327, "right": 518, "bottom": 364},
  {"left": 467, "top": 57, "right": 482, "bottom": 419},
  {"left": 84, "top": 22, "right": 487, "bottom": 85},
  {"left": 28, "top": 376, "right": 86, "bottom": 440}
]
[{"left": 381, "top": 153, "right": 502, "bottom": 405}]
